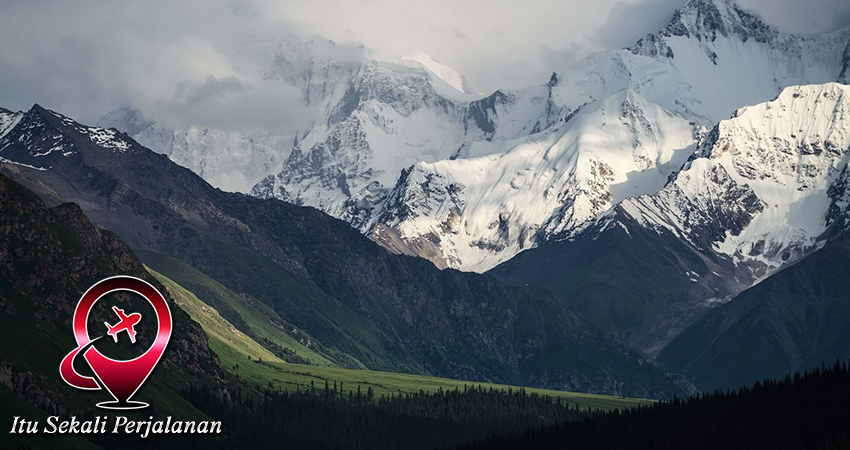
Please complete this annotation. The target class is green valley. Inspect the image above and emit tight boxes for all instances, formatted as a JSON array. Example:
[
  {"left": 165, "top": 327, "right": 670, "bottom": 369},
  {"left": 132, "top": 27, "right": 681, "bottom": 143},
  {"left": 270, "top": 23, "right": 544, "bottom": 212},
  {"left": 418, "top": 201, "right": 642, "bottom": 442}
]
[
  {"left": 141, "top": 251, "right": 344, "bottom": 368},
  {"left": 150, "top": 267, "right": 654, "bottom": 412}
]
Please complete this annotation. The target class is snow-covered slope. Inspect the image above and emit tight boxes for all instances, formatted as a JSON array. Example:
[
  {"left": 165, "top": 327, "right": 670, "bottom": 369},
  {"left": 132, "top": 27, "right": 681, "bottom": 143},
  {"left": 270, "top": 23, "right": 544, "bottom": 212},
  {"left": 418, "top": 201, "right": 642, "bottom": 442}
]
[
  {"left": 96, "top": 102, "right": 298, "bottom": 192},
  {"left": 364, "top": 0, "right": 850, "bottom": 271},
  {"left": 100, "top": 34, "right": 557, "bottom": 200},
  {"left": 97, "top": 0, "right": 850, "bottom": 273},
  {"left": 0, "top": 108, "right": 23, "bottom": 141},
  {"left": 371, "top": 90, "right": 697, "bottom": 271},
  {"left": 154, "top": 126, "right": 292, "bottom": 191},
  {"left": 403, "top": 54, "right": 478, "bottom": 95},
  {"left": 250, "top": 62, "right": 564, "bottom": 229},
  {"left": 620, "top": 83, "right": 850, "bottom": 279},
  {"left": 491, "top": 83, "right": 850, "bottom": 355}
]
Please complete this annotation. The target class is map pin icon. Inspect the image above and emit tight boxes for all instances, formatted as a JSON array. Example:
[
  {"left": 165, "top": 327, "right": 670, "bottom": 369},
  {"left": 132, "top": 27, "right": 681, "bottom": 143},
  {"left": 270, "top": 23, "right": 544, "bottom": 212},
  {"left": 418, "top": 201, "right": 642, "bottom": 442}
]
[{"left": 65, "top": 276, "right": 172, "bottom": 410}]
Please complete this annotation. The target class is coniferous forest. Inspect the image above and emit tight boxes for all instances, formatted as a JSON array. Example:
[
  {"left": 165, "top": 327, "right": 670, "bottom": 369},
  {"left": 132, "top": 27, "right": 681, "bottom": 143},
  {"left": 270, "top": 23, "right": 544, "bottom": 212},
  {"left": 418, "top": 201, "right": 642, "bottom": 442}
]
[
  {"left": 77, "top": 361, "right": 850, "bottom": 450},
  {"left": 463, "top": 361, "right": 850, "bottom": 450},
  {"left": 177, "top": 384, "right": 585, "bottom": 450}
]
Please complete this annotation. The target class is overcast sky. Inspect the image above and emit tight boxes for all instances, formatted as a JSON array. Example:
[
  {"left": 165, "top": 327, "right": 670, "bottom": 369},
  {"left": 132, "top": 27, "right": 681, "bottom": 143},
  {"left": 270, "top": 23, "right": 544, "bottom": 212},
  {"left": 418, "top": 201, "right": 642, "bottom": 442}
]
[{"left": 1, "top": 0, "right": 848, "bottom": 129}]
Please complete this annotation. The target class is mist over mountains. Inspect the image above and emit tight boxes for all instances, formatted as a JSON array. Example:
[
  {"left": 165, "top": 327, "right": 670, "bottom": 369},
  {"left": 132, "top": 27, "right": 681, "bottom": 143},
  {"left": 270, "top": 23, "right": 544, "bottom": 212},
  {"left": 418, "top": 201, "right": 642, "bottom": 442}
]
[{"left": 2, "top": 0, "right": 850, "bottom": 406}]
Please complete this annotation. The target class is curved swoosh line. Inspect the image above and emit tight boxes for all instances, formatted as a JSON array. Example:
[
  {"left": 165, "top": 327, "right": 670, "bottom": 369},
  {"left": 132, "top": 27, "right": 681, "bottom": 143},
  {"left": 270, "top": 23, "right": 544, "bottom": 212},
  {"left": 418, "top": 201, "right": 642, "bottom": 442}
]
[{"left": 59, "top": 336, "right": 104, "bottom": 390}]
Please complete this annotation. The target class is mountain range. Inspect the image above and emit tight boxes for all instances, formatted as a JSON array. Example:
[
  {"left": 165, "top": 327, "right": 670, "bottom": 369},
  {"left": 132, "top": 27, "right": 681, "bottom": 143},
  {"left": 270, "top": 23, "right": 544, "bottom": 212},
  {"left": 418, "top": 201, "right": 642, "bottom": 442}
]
[
  {"left": 0, "top": 103, "right": 693, "bottom": 398},
  {"left": 98, "top": 0, "right": 850, "bottom": 276},
  {"left": 3, "top": 0, "right": 850, "bottom": 397},
  {"left": 493, "top": 82, "right": 850, "bottom": 358}
]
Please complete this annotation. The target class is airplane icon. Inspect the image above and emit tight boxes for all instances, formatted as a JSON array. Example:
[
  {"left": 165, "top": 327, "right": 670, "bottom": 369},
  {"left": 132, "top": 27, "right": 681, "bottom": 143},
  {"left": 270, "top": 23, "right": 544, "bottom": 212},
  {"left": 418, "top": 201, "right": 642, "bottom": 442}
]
[{"left": 104, "top": 306, "right": 142, "bottom": 344}]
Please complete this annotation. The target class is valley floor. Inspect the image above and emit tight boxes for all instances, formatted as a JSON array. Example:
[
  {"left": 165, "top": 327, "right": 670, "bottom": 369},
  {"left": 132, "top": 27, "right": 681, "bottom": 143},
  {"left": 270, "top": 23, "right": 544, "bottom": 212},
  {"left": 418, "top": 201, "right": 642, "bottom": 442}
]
[{"left": 151, "top": 267, "right": 653, "bottom": 412}]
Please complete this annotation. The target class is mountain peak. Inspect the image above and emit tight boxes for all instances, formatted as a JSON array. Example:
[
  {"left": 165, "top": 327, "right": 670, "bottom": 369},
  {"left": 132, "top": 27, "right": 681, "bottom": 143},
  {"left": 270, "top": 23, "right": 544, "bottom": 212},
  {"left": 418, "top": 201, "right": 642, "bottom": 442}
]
[
  {"left": 548, "top": 72, "right": 560, "bottom": 88},
  {"left": 671, "top": 0, "right": 772, "bottom": 41},
  {"left": 678, "top": 0, "right": 745, "bottom": 18},
  {"left": 25, "top": 103, "right": 72, "bottom": 126},
  {"left": 682, "top": 0, "right": 737, "bottom": 9},
  {"left": 21, "top": 104, "right": 57, "bottom": 128},
  {"left": 10, "top": 104, "right": 135, "bottom": 156},
  {"left": 626, "top": 82, "right": 850, "bottom": 276},
  {"left": 629, "top": 0, "right": 774, "bottom": 58},
  {"left": 28, "top": 103, "right": 49, "bottom": 116}
]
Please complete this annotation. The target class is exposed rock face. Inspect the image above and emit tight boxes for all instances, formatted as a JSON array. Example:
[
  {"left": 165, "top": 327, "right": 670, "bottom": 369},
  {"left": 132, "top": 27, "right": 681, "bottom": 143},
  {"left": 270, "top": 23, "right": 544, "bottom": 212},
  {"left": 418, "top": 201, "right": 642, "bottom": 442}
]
[{"left": 839, "top": 41, "right": 850, "bottom": 84}]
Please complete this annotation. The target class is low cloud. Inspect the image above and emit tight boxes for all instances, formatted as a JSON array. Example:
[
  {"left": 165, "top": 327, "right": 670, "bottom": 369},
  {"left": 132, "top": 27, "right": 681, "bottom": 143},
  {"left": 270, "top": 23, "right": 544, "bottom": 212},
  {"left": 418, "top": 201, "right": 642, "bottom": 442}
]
[
  {"left": 1, "top": 0, "right": 847, "bottom": 132},
  {"left": 591, "top": 0, "right": 684, "bottom": 50},
  {"left": 737, "top": 0, "right": 850, "bottom": 34},
  {"left": 151, "top": 76, "right": 310, "bottom": 132}
]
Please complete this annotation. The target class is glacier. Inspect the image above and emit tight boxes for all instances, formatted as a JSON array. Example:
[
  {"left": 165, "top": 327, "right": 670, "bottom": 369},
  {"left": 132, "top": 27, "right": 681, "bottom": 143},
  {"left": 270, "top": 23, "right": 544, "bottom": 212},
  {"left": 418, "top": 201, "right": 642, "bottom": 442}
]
[{"left": 96, "top": 0, "right": 850, "bottom": 274}]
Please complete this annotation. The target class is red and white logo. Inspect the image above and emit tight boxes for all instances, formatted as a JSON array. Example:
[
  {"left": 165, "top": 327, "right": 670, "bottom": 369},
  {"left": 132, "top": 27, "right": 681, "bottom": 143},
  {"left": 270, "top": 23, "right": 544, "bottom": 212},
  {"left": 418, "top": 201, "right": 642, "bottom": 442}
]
[{"left": 59, "top": 276, "right": 172, "bottom": 410}]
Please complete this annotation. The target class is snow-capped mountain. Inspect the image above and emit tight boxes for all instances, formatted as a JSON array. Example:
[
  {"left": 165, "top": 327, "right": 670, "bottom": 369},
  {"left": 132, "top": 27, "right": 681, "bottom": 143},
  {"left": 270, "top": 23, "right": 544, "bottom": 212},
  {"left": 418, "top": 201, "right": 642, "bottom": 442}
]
[
  {"left": 99, "top": 35, "right": 561, "bottom": 204},
  {"left": 648, "top": 84, "right": 850, "bottom": 373},
  {"left": 492, "top": 82, "right": 850, "bottom": 354},
  {"left": 96, "top": 37, "right": 364, "bottom": 193},
  {"left": 618, "top": 0, "right": 849, "bottom": 123},
  {"left": 0, "top": 102, "right": 696, "bottom": 398},
  {"left": 1, "top": 105, "right": 134, "bottom": 168},
  {"left": 366, "top": 0, "right": 850, "bottom": 271},
  {"left": 250, "top": 60, "right": 565, "bottom": 229},
  {"left": 96, "top": 107, "right": 296, "bottom": 193},
  {"left": 97, "top": 0, "right": 850, "bottom": 274},
  {"left": 620, "top": 82, "right": 850, "bottom": 279},
  {"left": 371, "top": 90, "right": 697, "bottom": 271}
]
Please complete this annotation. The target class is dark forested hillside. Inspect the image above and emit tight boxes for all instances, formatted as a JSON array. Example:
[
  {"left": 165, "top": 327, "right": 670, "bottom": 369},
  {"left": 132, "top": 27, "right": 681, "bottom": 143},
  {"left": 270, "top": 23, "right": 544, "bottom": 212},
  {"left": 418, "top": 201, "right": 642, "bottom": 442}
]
[
  {"left": 0, "top": 173, "right": 227, "bottom": 448},
  {"left": 182, "top": 384, "right": 586, "bottom": 450},
  {"left": 463, "top": 360, "right": 850, "bottom": 450},
  {"left": 659, "top": 237, "right": 850, "bottom": 391},
  {"left": 0, "top": 172, "right": 614, "bottom": 450},
  {"left": 489, "top": 205, "right": 760, "bottom": 356},
  {"left": 0, "top": 104, "right": 691, "bottom": 397}
]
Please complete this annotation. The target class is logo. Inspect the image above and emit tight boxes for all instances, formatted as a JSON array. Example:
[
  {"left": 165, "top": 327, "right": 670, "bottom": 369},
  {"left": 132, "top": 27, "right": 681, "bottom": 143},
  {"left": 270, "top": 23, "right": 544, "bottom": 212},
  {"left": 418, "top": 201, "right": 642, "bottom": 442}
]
[{"left": 59, "top": 276, "right": 172, "bottom": 410}]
